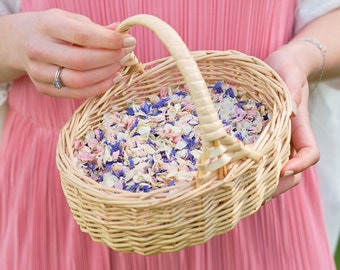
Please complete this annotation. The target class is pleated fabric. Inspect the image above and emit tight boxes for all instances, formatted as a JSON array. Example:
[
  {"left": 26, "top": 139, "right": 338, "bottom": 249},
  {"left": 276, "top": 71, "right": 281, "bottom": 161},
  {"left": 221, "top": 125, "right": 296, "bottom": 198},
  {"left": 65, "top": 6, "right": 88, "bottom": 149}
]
[{"left": 0, "top": 0, "right": 336, "bottom": 269}]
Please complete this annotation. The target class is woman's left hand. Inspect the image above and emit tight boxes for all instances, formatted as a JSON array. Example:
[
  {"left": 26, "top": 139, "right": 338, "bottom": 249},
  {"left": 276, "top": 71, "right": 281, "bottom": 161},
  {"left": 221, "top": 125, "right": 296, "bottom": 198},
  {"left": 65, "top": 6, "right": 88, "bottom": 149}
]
[{"left": 265, "top": 46, "right": 320, "bottom": 197}]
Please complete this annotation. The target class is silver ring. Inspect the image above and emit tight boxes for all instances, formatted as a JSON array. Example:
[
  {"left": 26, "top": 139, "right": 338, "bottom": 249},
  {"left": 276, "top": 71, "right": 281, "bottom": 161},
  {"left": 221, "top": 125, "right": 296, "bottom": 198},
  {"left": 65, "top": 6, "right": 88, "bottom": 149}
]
[{"left": 53, "top": 66, "right": 64, "bottom": 89}]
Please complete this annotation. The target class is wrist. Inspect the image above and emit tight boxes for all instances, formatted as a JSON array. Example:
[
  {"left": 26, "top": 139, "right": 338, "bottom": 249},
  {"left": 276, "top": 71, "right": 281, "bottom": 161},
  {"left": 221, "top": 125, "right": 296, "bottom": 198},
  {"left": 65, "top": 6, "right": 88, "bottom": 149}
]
[
  {"left": 289, "top": 38, "right": 326, "bottom": 90},
  {"left": 282, "top": 39, "right": 326, "bottom": 82},
  {"left": 0, "top": 12, "right": 38, "bottom": 82}
]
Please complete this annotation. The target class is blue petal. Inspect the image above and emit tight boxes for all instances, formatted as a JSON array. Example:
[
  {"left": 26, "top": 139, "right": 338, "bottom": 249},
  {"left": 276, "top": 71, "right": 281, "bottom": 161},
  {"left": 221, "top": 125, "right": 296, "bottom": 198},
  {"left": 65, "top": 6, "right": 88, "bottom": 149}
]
[
  {"left": 225, "top": 87, "right": 235, "bottom": 98},
  {"left": 212, "top": 81, "right": 224, "bottom": 93},
  {"left": 170, "top": 148, "right": 177, "bottom": 157},
  {"left": 154, "top": 97, "right": 170, "bottom": 108},
  {"left": 187, "top": 152, "right": 196, "bottom": 164},
  {"left": 117, "top": 170, "right": 125, "bottom": 177},
  {"left": 141, "top": 101, "right": 152, "bottom": 114},
  {"left": 128, "top": 157, "right": 134, "bottom": 169},
  {"left": 104, "top": 141, "right": 121, "bottom": 155},
  {"left": 176, "top": 91, "right": 187, "bottom": 97},
  {"left": 85, "top": 162, "right": 95, "bottom": 171},
  {"left": 183, "top": 136, "right": 196, "bottom": 148},
  {"left": 95, "top": 129, "right": 105, "bottom": 141},
  {"left": 151, "top": 107, "right": 161, "bottom": 116},
  {"left": 236, "top": 102, "right": 244, "bottom": 109},
  {"left": 126, "top": 107, "right": 135, "bottom": 116},
  {"left": 156, "top": 169, "right": 167, "bottom": 174},
  {"left": 105, "top": 162, "right": 114, "bottom": 171},
  {"left": 222, "top": 120, "right": 230, "bottom": 126},
  {"left": 147, "top": 138, "right": 157, "bottom": 147},
  {"left": 130, "top": 118, "right": 139, "bottom": 131},
  {"left": 142, "top": 185, "right": 151, "bottom": 192},
  {"left": 127, "top": 183, "right": 139, "bottom": 192},
  {"left": 235, "top": 132, "right": 243, "bottom": 141}
]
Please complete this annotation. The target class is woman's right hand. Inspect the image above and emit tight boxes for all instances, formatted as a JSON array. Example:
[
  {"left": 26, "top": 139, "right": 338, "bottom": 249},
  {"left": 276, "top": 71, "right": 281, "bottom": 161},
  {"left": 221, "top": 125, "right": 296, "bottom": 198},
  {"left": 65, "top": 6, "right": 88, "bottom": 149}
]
[{"left": 1, "top": 9, "right": 136, "bottom": 98}]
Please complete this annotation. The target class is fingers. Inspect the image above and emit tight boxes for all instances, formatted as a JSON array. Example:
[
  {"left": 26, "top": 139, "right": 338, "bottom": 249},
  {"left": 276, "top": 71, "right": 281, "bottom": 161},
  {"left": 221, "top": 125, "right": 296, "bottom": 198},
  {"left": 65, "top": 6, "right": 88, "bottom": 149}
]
[
  {"left": 262, "top": 173, "right": 302, "bottom": 205},
  {"left": 106, "top": 22, "right": 121, "bottom": 31},
  {"left": 281, "top": 120, "right": 320, "bottom": 176},
  {"left": 272, "top": 173, "right": 302, "bottom": 198},
  {"left": 281, "top": 83, "right": 320, "bottom": 176},
  {"left": 28, "top": 58, "right": 126, "bottom": 98},
  {"left": 37, "top": 9, "right": 133, "bottom": 49},
  {"left": 26, "top": 38, "right": 127, "bottom": 70},
  {"left": 27, "top": 49, "right": 138, "bottom": 98},
  {"left": 22, "top": 9, "right": 137, "bottom": 98},
  {"left": 32, "top": 68, "right": 122, "bottom": 99}
]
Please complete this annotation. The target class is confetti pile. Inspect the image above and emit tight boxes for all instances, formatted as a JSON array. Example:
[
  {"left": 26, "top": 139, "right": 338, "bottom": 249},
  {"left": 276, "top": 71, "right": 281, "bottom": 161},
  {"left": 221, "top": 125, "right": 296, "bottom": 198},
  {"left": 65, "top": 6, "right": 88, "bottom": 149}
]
[{"left": 74, "top": 81, "right": 271, "bottom": 192}]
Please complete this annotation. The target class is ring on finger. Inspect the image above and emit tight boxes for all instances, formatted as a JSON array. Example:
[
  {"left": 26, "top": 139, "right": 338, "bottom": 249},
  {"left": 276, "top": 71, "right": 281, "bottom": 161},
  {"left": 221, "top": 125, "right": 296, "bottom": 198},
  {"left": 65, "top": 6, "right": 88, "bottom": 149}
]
[{"left": 53, "top": 66, "right": 65, "bottom": 89}]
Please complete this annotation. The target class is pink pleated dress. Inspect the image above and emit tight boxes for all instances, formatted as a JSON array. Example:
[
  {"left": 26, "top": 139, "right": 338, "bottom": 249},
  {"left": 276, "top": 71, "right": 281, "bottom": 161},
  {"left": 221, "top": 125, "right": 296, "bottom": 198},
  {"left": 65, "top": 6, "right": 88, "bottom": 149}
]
[{"left": 0, "top": 0, "right": 336, "bottom": 269}]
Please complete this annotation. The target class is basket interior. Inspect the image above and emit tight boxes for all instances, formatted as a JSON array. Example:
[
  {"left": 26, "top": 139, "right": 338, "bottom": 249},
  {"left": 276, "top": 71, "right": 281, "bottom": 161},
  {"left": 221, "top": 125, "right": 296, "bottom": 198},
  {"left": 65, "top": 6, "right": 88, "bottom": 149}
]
[{"left": 58, "top": 50, "right": 290, "bottom": 205}]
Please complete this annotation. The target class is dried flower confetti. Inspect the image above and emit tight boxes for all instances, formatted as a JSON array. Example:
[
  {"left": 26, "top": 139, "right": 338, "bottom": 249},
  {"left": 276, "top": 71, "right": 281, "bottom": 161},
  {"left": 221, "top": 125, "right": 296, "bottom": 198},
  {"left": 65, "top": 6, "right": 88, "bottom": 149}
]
[{"left": 74, "top": 81, "right": 271, "bottom": 192}]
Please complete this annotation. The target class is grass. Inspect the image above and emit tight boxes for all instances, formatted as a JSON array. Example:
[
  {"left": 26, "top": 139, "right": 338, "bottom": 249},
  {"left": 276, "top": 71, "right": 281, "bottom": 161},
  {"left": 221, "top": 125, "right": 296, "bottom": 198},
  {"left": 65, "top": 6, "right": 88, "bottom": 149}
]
[{"left": 335, "top": 236, "right": 340, "bottom": 270}]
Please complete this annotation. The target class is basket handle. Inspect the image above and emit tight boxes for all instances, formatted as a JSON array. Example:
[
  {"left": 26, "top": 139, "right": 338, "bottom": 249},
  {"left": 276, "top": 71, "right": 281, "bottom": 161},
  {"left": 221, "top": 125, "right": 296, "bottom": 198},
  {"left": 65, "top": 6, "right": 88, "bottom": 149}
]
[{"left": 117, "top": 14, "right": 262, "bottom": 185}]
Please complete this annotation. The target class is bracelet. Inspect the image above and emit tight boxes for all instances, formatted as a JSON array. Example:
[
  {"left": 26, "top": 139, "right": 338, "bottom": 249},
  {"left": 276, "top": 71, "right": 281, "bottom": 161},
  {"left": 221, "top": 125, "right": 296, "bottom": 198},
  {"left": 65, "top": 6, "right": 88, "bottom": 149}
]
[{"left": 291, "top": 37, "right": 327, "bottom": 91}]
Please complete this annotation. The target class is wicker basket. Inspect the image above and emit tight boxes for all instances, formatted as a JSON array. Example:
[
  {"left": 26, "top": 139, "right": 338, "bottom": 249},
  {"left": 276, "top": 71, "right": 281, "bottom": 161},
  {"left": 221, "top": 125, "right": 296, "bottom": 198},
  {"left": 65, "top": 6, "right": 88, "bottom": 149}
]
[{"left": 56, "top": 14, "right": 292, "bottom": 256}]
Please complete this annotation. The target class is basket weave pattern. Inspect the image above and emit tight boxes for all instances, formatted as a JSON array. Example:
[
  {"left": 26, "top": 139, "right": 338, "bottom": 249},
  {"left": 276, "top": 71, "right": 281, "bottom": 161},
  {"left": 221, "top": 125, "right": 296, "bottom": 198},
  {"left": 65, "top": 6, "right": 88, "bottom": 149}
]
[{"left": 56, "top": 14, "right": 292, "bottom": 255}]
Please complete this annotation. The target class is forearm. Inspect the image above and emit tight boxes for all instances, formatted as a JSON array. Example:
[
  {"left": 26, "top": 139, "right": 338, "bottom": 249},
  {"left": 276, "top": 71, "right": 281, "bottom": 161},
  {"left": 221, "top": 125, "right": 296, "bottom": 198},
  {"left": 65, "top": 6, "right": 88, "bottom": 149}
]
[{"left": 285, "top": 8, "right": 340, "bottom": 82}]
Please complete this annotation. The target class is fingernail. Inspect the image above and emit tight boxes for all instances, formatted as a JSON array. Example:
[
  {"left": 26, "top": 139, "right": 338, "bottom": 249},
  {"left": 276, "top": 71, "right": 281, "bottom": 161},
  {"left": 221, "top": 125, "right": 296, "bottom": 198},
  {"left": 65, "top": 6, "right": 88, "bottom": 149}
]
[
  {"left": 112, "top": 73, "right": 123, "bottom": 84},
  {"left": 265, "top": 197, "right": 272, "bottom": 204},
  {"left": 282, "top": 170, "right": 294, "bottom": 177},
  {"left": 125, "top": 45, "right": 135, "bottom": 53},
  {"left": 291, "top": 100, "right": 298, "bottom": 116},
  {"left": 123, "top": 36, "right": 136, "bottom": 47},
  {"left": 120, "top": 53, "right": 132, "bottom": 65}
]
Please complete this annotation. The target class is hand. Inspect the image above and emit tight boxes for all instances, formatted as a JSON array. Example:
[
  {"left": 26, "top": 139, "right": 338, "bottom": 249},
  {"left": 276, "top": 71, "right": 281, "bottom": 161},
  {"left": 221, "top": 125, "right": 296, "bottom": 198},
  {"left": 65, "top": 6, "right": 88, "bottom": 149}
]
[
  {"left": 9, "top": 9, "right": 136, "bottom": 98},
  {"left": 265, "top": 46, "right": 320, "bottom": 197}
]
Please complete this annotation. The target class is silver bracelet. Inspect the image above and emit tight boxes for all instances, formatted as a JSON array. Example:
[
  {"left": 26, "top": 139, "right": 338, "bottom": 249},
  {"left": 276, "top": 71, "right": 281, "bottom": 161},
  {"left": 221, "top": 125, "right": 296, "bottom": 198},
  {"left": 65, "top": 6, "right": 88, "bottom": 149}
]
[{"left": 292, "top": 37, "right": 327, "bottom": 91}]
